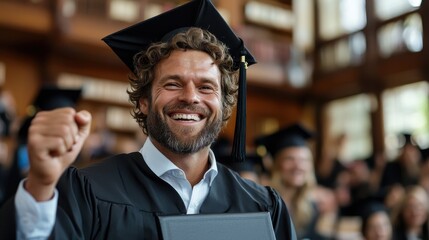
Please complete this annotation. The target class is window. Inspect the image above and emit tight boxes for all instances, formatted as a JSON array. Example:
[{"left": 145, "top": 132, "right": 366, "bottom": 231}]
[
  {"left": 377, "top": 13, "right": 423, "bottom": 58},
  {"left": 403, "top": 14, "right": 423, "bottom": 52},
  {"left": 375, "top": 0, "right": 421, "bottom": 20},
  {"left": 245, "top": 1, "right": 294, "bottom": 31},
  {"left": 293, "top": 0, "right": 314, "bottom": 52},
  {"left": 109, "top": 0, "right": 140, "bottom": 22},
  {"left": 325, "top": 94, "right": 373, "bottom": 162},
  {"left": 106, "top": 106, "right": 139, "bottom": 131},
  {"left": 319, "top": 32, "right": 366, "bottom": 71},
  {"left": 318, "top": 0, "right": 366, "bottom": 40},
  {"left": 383, "top": 81, "right": 429, "bottom": 160},
  {"left": 58, "top": 73, "right": 130, "bottom": 104}
]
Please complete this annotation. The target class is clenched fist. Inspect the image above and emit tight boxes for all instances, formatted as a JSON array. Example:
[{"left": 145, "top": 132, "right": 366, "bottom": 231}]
[{"left": 25, "top": 108, "right": 92, "bottom": 201}]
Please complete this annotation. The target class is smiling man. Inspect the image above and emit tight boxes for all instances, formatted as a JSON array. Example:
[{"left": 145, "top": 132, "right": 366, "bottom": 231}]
[
  {"left": 0, "top": 0, "right": 297, "bottom": 239},
  {"left": 144, "top": 50, "right": 223, "bottom": 156}
]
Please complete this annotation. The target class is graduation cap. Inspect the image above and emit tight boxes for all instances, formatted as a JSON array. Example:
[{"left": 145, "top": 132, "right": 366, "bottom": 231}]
[
  {"left": 29, "top": 84, "right": 82, "bottom": 114},
  {"left": 257, "top": 123, "right": 314, "bottom": 158},
  {"left": 17, "top": 84, "right": 82, "bottom": 142},
  {"left": 398, "top": 132, "right": 417, "bottom": 148},
  {"left": 102, "top": 0, "right": 256, "bottom": 162}
]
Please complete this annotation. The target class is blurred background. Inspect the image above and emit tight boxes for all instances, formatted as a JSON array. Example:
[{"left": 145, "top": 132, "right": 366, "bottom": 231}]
[{"left": 0, "top": 0, "right": 428, "bottom": 239}]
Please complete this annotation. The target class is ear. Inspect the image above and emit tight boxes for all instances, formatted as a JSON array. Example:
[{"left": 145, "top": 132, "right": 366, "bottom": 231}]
[{"left": 139, "top": 97, "right": 149, "bottom": 115}]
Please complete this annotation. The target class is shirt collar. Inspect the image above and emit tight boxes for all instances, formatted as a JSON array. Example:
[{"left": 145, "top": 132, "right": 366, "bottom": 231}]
[{"left": 139, "top": 137, "right": 218, "bottom": 185}]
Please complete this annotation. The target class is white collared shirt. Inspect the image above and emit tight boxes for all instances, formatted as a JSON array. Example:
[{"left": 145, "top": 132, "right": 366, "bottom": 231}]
[
  {"left": 15, "top": 137, "right": 218, "bottom": 239},
  {"left": 141, "top": 137, "right": 218, "bottom": 214}
]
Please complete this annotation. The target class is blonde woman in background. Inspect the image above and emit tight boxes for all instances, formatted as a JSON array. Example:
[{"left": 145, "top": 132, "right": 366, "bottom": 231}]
[{"left": 259, "top": 123, "right": 331, "bottom": 239}]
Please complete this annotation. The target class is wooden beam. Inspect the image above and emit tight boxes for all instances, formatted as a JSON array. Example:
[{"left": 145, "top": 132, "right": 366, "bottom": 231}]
[
  {"left": 422, "top": 0, "right": 429, "bottom": 80},
  {"left": 0, "top": 2, "right": 52, "bottom": 33}
]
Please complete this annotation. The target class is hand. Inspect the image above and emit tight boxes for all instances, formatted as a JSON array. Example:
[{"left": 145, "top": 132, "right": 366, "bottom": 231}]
[{"left": 25, "top": 108, "right": 92, "bottom": 201}]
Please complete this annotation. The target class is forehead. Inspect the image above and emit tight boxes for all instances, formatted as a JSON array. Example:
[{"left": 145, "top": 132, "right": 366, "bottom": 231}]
[
  {"left": 156, "top": 50, "right": 220, "bottom": 78},
  {"left": 275, "top": 146, "right": 312, "bottom": 162},
  {"left": 164, "top": 49, "right": 214, "bottom": 64},
  {"left": 278, "top": 146, "right": 311, "bottom": 155},
  {"left": 368, "top": 211, "right": 389, "bottom": 222}
]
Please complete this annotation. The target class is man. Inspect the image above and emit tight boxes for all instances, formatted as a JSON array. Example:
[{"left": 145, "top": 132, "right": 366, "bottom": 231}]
[{"left": 0, "top": 0, "right": 296, "bottom": 239}]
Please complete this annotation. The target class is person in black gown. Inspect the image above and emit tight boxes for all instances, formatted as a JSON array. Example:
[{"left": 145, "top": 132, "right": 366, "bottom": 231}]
[
  {"left": 259, "top": 123, "right": 330, "bottom": 239},
  {"left": 0, "top": 0, "right": 297, "bottom": 239}
]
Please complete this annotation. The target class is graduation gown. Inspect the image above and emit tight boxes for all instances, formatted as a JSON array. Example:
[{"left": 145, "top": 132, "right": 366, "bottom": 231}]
[{"left": 0, "top": 152, "right": 296, "bottom": 239}]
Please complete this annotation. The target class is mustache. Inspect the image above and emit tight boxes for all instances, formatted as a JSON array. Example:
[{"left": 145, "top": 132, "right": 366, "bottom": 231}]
[{"left": 164, "top": 103, "right": 211, "bottom": 117}]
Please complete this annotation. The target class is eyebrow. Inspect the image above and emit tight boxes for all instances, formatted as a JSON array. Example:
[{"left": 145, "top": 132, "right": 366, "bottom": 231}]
[
  {"left": 159, "top": 74, "right": 220, "bottom": 85},
  {"left": 158, "top": 74, "right": 182, "bottom": 83}
]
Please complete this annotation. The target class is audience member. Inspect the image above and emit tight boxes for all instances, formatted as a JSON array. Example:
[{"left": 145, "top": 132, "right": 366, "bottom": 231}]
[
  {"left": 259, "top": 123, "right": 331, "bottom": 239},
  {"left": 378, "top": 133, "right": 423, "bottom": 213},
  {"left": 317, "top": 133, "right": 347, "bottom": 189},
  {"left": 360, "top": 202, "right": 393, "bottom": 240},
  {"left": 228, "top": 154, "right": 266, "bottom": 184},
  {"left": 341, "top": 159, "right": 377, "bottom": 216},
  {"left": 391, "top": 185, "right": 429, "bottom": 240}
]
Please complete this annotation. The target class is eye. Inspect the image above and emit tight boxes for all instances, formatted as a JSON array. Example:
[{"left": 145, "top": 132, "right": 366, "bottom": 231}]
[
  {"left": 164, "top": 82, "right": 181, "bottom": 90},
  {"left": 199, "top": 84, "right": 216, "bottom": 93}
]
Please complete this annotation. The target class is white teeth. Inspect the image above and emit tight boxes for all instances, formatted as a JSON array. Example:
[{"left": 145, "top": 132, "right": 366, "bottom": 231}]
[{"left": 171, "top": 113, "right": 201, "bottom": 121}]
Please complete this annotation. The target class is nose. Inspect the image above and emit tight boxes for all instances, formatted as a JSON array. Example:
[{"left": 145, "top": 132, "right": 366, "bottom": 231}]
[
  {"left": 294, "top": 158, "right": 305, "bottom": 168},
  {"left": 178, "top": 84, "right": 200, "bottom": 104}
]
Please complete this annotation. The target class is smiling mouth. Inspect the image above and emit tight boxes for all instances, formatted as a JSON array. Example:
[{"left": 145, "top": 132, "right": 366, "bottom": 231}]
[{"left": 170, "top": 113, "right": 202, "bottom": 121}]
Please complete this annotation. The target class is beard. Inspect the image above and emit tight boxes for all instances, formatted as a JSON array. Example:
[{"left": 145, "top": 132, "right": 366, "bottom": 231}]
[{"left": 146, "top": 102, "right": 223, "bottom": 154}]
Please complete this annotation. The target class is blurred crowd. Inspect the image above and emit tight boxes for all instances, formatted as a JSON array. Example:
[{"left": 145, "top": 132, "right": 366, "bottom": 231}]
[
  {"left": 214, "top": 126, "right": 429, "bottom": 240},
  {"left": 1, "top": 85, "right": 429, "bottom": 240}
]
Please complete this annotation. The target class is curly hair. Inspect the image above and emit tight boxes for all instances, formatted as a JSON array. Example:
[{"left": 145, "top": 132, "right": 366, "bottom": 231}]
[{"left": 128, "top": 27, "right": 238, "bottom": 134}]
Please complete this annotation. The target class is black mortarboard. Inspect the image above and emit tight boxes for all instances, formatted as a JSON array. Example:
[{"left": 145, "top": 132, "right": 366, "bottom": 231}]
[
  {"left": 18, "top": 84, "right": 82, "bottom": 142},
  {"left": 257, "top": 123, "right": 314, "bottom": 158},
  {"left": 30, "top": 85, "right": 82, "bottom": 113},
  {"left": 103, "top": 0, "right": 256, "bottom": 162},
  {"left": 398, "top": 132, "right": 416, "bottom": 147}
]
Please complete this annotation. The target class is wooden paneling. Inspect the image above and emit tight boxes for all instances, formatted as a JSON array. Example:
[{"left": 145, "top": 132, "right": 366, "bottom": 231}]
[
  {"left": 221, "top": 90, "right": 305, "bottom": 149},
  {"left": 311, "top": 67, "right": 362, "bottom": 100},
  {"left": 0, "top": 50, "right": 41, "bottom": 116},
  {"left": 0, "top": 2, "right": 51, "bottom": 33}
]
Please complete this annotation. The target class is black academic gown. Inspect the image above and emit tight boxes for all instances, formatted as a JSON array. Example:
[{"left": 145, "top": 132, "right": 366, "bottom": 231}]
[{"left": 0, "top": 152, "right": 296, "bottom": 240}]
